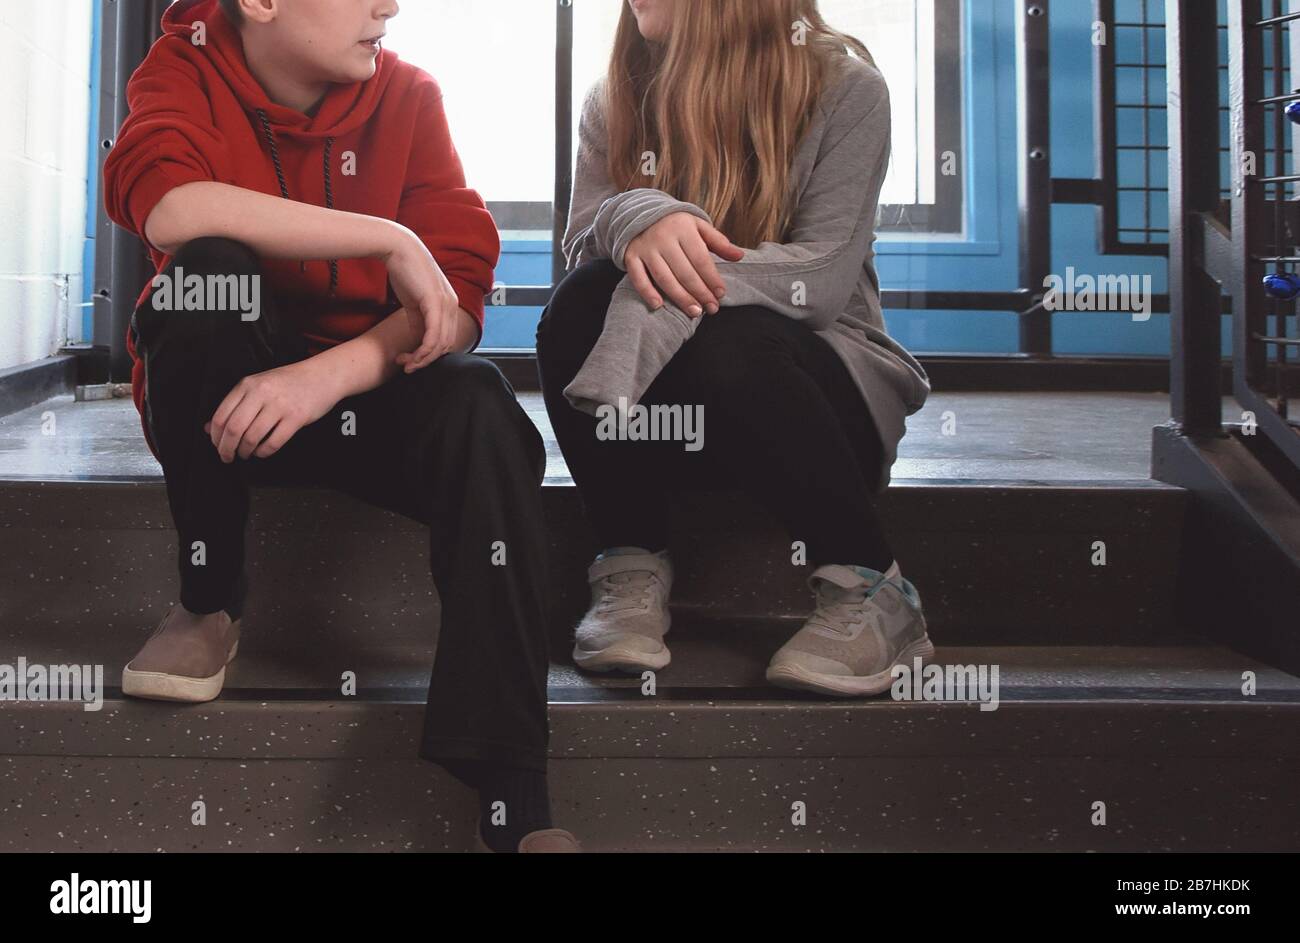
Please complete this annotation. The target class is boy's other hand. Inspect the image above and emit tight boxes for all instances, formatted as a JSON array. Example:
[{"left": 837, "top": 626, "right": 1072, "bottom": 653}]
[
  {"left": 624, "top": 213, "right": 745, "bottom": 317},
  {"left": 384, "top": 229, "right": 461, "bottom": 372},
  {"left": 205, "top": 359, "right": 341, "bottom": 463}
]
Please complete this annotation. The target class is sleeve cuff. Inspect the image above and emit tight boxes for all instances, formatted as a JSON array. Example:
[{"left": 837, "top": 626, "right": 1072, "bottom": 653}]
[{"left": 595, "top": 190, "right": 714, "bottom": 269}]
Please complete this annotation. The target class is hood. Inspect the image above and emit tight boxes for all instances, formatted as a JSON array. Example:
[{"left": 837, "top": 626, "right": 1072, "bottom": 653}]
[{"left": 161, "top": 0, "right": 398, "bottom": 139}]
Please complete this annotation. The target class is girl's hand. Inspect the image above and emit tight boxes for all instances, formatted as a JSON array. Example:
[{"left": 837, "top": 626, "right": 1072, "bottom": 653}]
[
  {"left": 205, "top": 359, "right": 340, "bottom": 462},
  {"left": 382, "top": 228, "right": 461, "bottom": 371},
  {"left": 624, "top": 213, "right": 745, "bottom": 317}
]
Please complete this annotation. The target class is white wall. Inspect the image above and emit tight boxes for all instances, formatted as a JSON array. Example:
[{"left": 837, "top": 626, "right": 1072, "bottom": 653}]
[{"left": 0, "top": 1, "right": 93, "bottom": 371}]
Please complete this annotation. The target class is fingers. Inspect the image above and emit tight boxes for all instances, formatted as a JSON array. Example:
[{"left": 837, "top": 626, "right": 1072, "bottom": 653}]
[
  {"left": 646, "top": 254, "right": 700, "bottom": 315},
  {"left": 216, "top": 395, "right": 264, "bottom": 463},
  {"left": 254, "top": 420, "right": 294, "bottom": 459},
  {"left": 626, "top": 255, "right": 663, "bottom": 309},
  {"left": 662, "top": 243, "right": 720, "bottom": 315},
  {"left": 680, "top": 238, "right": 727, "bottom": 309},
  {"left": 208, "top": 387, "right": 247, "bottom": 452},
  {"left": 405, "top": 307, "right": 424, "bottom": 347},
  {"left": 698, "top": 220, "right": 746, "bottom": 261},
  {"left": 402, "top": 301, "right": 459, "bottom": 373},
  {"left": 439, "top": 301, "right": 458, "bottom": 357},
  {"left": 237, "top": 410, "right": 280, "bottom": 461},
  {"left": 404, "top": 303, "right": 442, "bottom": 372}
]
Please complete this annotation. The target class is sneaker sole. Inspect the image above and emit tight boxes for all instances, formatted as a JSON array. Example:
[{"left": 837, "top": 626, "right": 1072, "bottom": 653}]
[
  {"left": 572, "top": 641, "right": 671, "bottom": 673},
  {"left": 765, "top": 636, "right": 936, "bottom": 698},
  {"left": 121, "top": 636, "right": 240, "bottom": 704}
]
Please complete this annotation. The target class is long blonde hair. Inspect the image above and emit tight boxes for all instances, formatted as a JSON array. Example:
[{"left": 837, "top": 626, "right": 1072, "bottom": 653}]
[{"left": 605, "top": 0, "right": 876, "bottom": 248}]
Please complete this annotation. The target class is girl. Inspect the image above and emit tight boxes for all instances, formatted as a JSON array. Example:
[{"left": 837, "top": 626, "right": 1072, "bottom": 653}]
[{"left": 537, "top": 0, "right": 934, "bottom": 697}]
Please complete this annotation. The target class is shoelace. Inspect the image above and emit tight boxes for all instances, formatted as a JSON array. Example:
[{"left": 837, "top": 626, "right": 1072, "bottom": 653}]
[
  {"left": 595, "top": 570, "right": 658, "bottom": 614},
  {"left": 806, "top": 584, "right": 873, "bottom": 638}
]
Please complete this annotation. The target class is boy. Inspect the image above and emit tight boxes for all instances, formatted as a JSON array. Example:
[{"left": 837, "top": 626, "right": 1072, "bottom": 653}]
[{"left": 103, "top": 0, "right": 576, "bottom": 853}]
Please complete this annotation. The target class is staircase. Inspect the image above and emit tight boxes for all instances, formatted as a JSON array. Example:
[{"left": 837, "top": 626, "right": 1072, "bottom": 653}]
[{"left": 1, "top": 394, "right": 1298, "bottom": 852}]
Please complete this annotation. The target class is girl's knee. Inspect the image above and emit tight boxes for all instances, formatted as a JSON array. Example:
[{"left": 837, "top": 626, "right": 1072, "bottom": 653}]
[
  {"left": 536, "top": 260, "right": 624, "bottom": 360},
  {"left": 685, "top": 306, "right": 797, "bottom": 377}
]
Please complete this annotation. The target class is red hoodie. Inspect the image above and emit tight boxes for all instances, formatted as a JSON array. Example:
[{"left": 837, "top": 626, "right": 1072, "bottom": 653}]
[{"left": 103, "top": 0, "right": 500, "bottom": 456}]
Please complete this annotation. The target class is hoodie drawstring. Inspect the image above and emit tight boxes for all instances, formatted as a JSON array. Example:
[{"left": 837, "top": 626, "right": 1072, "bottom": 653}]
[{"left": 256, "top": 108, "right": 339, "bottom": 296}]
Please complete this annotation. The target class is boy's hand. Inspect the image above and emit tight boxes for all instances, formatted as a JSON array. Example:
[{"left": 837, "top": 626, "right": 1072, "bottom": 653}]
[
  {"left": 383, "top": 229, "right": 462, "bottom": 372},
  {"left": 205, "top": 359, "right": 341, "bottom": 463}
]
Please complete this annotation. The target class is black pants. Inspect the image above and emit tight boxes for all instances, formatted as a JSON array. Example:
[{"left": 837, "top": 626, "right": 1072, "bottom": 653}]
[
  {"left": 536, "top": 259, "right": 895, "bottom": 571},
  {"left": 133, "top": 238, "right": 551, "bottom": 774}
]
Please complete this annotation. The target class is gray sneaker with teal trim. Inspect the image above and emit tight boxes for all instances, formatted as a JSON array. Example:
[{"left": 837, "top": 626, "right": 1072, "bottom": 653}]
[
  {"left": 766, "top": 562, "right": 933, "bottom": 697},
  {"left": 572, "top": 549, "right": 673, "bottom": 672}
]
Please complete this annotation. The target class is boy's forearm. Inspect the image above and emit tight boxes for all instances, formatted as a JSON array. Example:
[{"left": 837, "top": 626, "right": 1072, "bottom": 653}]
[
  {"left": 145, "top": 181, "right": 407, "bottom": 261},
  {"left": 307, "top": 306, "right": 481, "bottom": 402}
]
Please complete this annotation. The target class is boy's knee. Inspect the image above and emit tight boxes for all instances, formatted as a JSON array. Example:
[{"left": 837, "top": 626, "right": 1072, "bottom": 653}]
[
  {"left": 409, "top": 355, "right": 542, "bottom": 467},
  {"left": 137, "top": 238, "right": 265, "bottom": 341},
  {"left": 171, "top": 237, "right": 261, "bottom": 277},
  {"left": 410, "top": 353, "right": 518, "bottom": 417}
]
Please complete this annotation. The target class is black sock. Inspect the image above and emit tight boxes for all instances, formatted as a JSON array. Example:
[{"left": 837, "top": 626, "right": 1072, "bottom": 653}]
[{"left": 476, "top": 766, "right": 552, "bottom": 853}]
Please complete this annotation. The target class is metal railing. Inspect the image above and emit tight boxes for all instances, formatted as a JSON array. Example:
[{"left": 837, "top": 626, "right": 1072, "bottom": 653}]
[{"left": 1168, "top": 0, "right": 1299, "bottom": 467}]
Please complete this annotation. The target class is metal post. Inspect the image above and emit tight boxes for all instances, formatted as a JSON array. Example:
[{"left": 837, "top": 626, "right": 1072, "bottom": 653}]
[
  {"left": 1166, "top": 0, "right": 1227, "bottom": 435},
  {"left": 1228, "top": 1, "right": 1270, "bottom": 395},
  {"left": 552, "top": 0, "right": 574, "bottom": 289},
  {"left": 91, "top": 0, "right": 118, "bottom": 373},
  {"left": 1093, "top": 0, "right": 1120, "bottom": 255},
  {"left": 1016, "top": 0, "right": 1053, "bottom": 356},
  {"left": 106, "top": 0, "right": 165, "bottom": 383}
]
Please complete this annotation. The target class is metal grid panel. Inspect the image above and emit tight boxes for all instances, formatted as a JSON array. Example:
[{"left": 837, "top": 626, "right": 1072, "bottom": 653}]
[
  {"left": 1111, "top": 0, "right": 1174, "bottom": 246},
  {"left": 1101, "top": 0, "right": 1292, "bottom": 253},
  {"left": 1234, "top": 0, "right": 1299, "bottom": 443}
]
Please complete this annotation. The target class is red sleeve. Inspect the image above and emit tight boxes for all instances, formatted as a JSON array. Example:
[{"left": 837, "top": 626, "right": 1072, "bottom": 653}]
[
  {"left": 397, "top": 75, "right": 500, "bottom": 342},
  {"left": 102, "top": 44, "right": 234, "bottom": 249}
]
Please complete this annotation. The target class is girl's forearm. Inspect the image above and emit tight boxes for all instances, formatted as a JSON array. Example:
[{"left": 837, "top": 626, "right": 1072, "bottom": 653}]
[{"left": 145, "top": 181, "right": 409, "bottom": 261}]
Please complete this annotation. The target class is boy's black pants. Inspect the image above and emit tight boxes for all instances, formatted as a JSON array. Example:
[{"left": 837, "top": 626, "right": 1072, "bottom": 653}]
[{"left": 132, "top": 238, "right": 551, "bottom": 774}]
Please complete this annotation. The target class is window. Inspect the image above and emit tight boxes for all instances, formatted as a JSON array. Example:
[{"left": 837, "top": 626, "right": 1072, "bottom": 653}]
[
  {"left": 850, "top": 0, "right": 964, "bottom": 235},
  {"left": 386, "top": 0, "right": 964, "bottom": 349},
  {"left": 570, "top": 0, "right": 964, "bottom": 234},
  {"left": 385, "top": 0, "right": 556, "bottom": 233}
]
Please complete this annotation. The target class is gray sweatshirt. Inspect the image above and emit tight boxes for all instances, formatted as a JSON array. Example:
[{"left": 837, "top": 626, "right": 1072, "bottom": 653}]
[{"left": 560, "top": 53, "right": 931, "bottom": 494}]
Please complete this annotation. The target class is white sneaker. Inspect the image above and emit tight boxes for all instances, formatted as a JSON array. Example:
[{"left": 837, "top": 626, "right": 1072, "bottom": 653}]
[
  {"left": 766, "top": 562, "right": 933, "bottom": 697},
  {"left": 572, "top": 549, "right": 673, "bottom": 672}
]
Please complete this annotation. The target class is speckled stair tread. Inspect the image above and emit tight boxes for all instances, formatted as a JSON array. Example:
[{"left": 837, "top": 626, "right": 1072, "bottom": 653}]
[
  {"left": 3, "top": 641, "right": 1298, "bottom": 762},
  {"left": 0, "top": 391, "right": 1243, "bottom": 482},
  {"left": 0, "top": 475, "right": 1190, "bottom": 646}
]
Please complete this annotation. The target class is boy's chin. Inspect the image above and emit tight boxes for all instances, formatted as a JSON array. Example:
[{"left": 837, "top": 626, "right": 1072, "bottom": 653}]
[
  {"left": 322, "top": 64, "right": 377, "bottom": 85},
  {"left": 322, "top": 56, "right": 379, "bottom": 84}
]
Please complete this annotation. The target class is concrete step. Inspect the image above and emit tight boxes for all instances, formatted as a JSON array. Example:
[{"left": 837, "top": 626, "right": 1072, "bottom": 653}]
[
  {"left": 1, "top": 643, "right": 1296, "bottom": 852},
  {"left": 0, "top": 476, "right": 1190, "bottom": 649}
]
